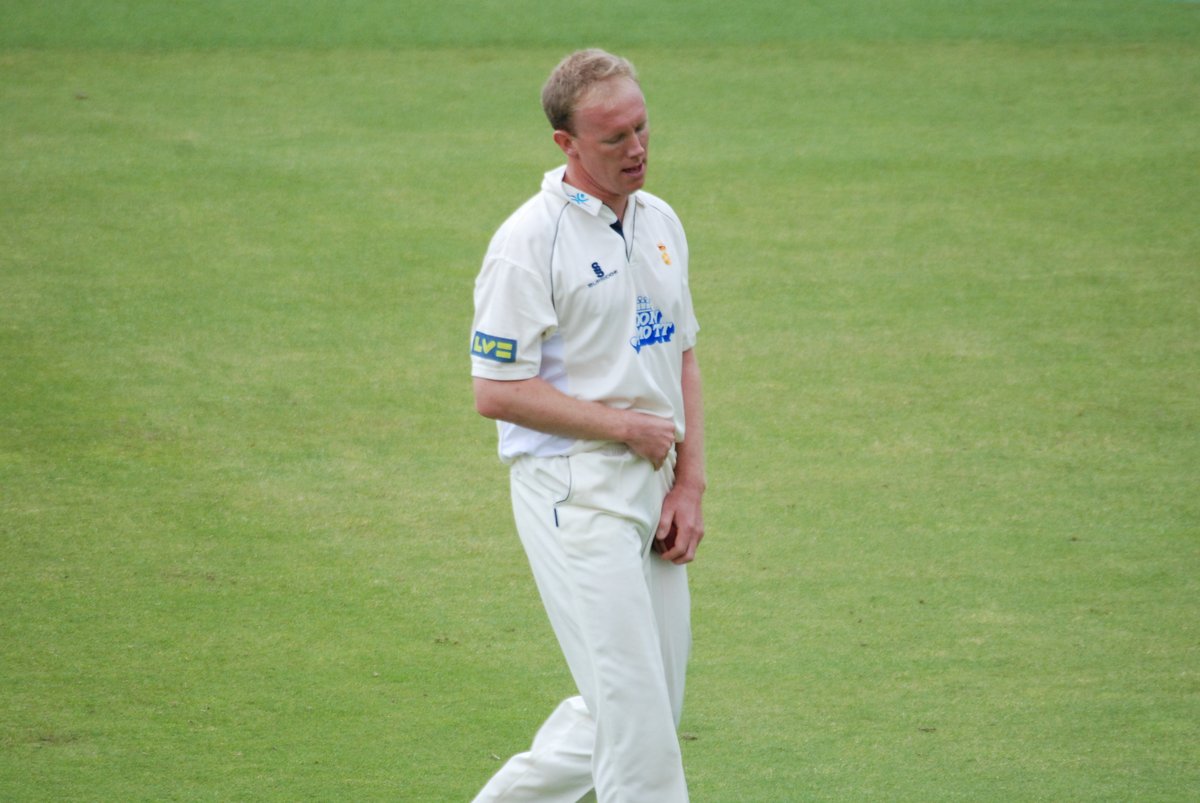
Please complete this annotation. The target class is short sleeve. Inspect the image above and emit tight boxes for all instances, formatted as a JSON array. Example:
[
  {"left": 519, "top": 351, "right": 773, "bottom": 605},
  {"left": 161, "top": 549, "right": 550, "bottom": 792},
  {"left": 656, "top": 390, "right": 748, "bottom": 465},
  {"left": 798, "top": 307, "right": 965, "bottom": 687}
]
[
  {"left": 675, "top": 221, "right": 699, "bottom": 350},
  {"left": 469, "top": 256, "right": 557, "bottom": 380}
]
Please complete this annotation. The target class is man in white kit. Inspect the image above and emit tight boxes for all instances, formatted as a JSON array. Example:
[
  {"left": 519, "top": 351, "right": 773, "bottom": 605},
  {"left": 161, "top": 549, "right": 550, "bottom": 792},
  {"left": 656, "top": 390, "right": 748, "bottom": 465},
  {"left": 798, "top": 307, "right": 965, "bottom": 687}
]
[{"left": 469, "top": 49, "right": 706, "bottom": 802}]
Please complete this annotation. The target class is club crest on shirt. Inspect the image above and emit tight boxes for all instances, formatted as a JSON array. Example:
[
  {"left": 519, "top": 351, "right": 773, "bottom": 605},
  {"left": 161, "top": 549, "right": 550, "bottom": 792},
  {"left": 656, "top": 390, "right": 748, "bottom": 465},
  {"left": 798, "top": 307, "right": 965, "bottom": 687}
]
[{"left": 631, "top": 296, "right": 675, "bottom": 353}]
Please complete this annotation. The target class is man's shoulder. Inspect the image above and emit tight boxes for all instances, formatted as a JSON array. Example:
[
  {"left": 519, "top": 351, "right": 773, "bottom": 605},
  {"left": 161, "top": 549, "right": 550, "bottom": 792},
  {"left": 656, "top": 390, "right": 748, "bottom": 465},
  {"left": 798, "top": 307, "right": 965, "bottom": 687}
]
[
  {"left": 486, "top": 187, "right": 570, "bottom": 264},
  {"left": 511, "top": 186, "right": 570, "bottom": 226},
  {"left": 495, "top": 165, "right": 572, "bottom": 231},
  {"left": 637, "top": 189, "right": 684, "bottom": 228}
]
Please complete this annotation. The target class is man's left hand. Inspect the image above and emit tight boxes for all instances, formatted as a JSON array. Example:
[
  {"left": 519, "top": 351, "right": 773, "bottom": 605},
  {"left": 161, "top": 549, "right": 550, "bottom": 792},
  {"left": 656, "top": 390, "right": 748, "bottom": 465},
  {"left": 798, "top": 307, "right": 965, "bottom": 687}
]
[{"left": 653, "top": 483, "right": 704, "bottom": 564}]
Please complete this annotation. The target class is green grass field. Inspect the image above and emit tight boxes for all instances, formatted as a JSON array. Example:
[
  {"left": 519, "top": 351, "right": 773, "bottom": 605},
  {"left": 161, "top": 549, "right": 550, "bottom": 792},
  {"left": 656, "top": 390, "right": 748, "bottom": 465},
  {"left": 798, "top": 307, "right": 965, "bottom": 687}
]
[{"left": 3, "top": 1, "right": 1198, "bottom": 799}]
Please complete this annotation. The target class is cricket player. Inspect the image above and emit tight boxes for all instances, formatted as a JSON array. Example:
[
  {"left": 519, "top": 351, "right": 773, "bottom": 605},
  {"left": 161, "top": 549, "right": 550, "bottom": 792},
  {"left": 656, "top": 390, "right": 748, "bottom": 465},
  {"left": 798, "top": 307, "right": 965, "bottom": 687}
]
[{"left": 469, "top": 49, "right": 706, "bottom": 802}]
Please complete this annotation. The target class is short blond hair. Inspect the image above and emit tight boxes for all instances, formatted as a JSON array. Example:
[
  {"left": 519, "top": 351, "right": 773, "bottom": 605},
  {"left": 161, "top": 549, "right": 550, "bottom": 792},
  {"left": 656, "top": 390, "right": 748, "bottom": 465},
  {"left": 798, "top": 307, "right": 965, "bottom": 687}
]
[{"left": 541, "top": 49, "right": 639, "bottom": 133}]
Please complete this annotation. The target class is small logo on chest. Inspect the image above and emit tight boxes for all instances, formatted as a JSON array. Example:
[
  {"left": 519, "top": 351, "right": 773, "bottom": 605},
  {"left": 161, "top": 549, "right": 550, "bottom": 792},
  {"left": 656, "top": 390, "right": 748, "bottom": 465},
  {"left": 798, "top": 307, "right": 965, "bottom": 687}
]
[{"left": 587, "top": 261, "right": 619, "bottom": 288}]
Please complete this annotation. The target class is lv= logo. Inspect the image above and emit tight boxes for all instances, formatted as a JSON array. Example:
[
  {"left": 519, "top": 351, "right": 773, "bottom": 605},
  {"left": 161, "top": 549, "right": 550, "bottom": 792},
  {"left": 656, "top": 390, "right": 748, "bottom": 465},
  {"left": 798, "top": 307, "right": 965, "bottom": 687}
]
[{"left": 471, "top": 331, "right": 516, "bottom": 363}]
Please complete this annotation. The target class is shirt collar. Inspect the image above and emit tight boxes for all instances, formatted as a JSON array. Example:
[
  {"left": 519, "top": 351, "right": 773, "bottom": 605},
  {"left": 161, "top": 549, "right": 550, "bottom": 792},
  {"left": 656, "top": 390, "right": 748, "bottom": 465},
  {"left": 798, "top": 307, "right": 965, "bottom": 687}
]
[{"left": 542, "top": 166, "right": 642, "bottom": 223}]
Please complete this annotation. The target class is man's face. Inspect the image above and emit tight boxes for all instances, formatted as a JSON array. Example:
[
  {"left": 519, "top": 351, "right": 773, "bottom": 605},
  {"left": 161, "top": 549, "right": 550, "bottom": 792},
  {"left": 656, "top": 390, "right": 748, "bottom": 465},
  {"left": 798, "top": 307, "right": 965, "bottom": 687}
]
[{"left": 556, "top": 77, "right": 649, "bottom": 210}]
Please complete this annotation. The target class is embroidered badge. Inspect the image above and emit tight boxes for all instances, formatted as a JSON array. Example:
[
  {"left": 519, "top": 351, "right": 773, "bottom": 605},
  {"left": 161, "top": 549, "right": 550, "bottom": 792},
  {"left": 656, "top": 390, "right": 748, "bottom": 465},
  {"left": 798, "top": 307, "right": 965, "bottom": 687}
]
[{"left": 657, "top": 243, "right": 672, "bottom": 265}]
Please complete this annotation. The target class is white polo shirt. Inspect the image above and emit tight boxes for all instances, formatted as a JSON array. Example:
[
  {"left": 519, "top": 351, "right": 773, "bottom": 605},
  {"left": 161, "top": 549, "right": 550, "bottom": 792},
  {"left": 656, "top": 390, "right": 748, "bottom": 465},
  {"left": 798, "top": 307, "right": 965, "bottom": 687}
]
[{"left": 470, "top": 166, "right": 699, "bottom": 461}]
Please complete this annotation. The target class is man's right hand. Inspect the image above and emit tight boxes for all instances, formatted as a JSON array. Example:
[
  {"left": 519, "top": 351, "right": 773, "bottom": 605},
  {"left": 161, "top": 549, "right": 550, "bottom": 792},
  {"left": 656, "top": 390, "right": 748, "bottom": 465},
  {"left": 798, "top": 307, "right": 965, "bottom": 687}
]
[{"left": 622, "top": 411, "right": 676, "bottom": 469}]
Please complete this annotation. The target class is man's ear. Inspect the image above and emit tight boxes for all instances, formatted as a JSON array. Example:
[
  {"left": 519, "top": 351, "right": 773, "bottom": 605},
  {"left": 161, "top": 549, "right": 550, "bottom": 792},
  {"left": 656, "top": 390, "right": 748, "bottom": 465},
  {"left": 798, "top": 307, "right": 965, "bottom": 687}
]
[{"left": 552, "top": 129, "right": 575, "bottom": 157}]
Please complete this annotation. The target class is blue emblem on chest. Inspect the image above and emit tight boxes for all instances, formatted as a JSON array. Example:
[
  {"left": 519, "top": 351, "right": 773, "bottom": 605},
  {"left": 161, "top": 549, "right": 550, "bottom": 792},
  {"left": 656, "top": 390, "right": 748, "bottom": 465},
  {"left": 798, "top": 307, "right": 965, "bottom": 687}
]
[{"left": 631, "top": 296, "right": 675, "bottom": 353}]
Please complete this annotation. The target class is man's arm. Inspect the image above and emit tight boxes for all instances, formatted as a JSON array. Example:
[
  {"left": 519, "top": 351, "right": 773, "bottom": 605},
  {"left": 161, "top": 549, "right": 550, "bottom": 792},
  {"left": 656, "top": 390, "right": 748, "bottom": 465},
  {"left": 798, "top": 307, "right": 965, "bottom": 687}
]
[
  {"left": 655, "top": 348, "right": 706, "bottom": 564},
  {"left": 473, "top": 375, "right": 677, "bottom": 468}
]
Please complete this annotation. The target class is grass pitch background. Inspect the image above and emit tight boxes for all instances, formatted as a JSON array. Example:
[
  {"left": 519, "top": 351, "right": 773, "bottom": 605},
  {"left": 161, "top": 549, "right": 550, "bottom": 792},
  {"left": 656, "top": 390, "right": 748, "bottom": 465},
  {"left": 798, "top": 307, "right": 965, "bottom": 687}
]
[{"left": 2, "top": 1, "right": 1198, "bottom": 799}]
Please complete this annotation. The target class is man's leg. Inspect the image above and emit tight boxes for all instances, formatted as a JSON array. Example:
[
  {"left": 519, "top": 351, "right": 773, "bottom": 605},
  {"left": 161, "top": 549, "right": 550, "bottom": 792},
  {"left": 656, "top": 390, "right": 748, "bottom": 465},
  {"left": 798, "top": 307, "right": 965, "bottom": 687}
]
[
  {"left": 473, "top": 454, "right": 595, "bottom": 802},
  {"left": 475, "top": 450, "right": 689, "bottom": 802},
  {"left": 472, "top": 696, "right": 595, "bottom": 803},
  {"left": 646, "top": 553, "right": 691, "bottom": 727},
  {"left": 564, "top": 504, "right": 687, "bottom": 803},
  {"left": 540, "top": 450, "right": 690, "bottom": 801}
]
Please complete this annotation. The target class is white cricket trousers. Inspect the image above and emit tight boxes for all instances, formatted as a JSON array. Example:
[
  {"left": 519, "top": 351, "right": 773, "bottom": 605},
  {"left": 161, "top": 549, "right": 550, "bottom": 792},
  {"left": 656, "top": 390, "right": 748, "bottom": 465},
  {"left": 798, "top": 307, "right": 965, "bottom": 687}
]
[{"left": 473, "top": 446, "right": 691, "bottom": 803}]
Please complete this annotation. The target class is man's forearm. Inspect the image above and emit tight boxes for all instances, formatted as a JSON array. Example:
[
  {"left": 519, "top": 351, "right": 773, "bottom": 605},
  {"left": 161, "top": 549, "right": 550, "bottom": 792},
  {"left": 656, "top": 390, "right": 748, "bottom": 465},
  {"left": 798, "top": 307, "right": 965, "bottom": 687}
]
[
  {"left": 474, "top": 375, "right": 631, "bottom": 442},
  {"left": 673, "top": 349, "right": 706, "bottom": 491},
  {"left": 473, "top": 375, "right": 678, "bottom": 467}
]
